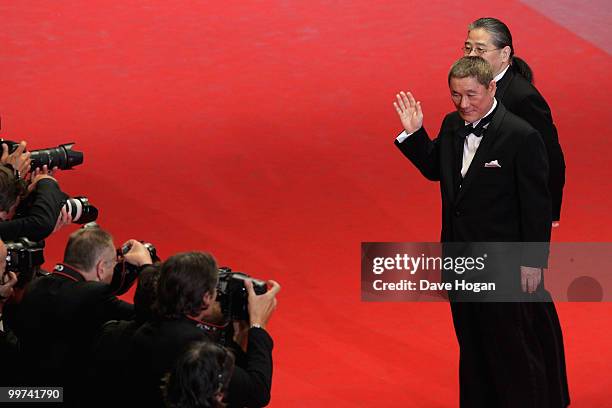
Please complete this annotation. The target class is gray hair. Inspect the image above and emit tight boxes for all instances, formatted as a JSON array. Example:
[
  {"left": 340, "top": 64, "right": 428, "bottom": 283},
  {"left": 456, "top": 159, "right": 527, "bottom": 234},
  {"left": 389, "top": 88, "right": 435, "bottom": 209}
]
[
  {"left": 468, "top": 17, "right": 533, "bottom": 83},
  {"left": 63, "top": 227, "right": 114, "bottom": 271},
  {"left": 448, "top": 56, "right": 494, "bottom": 87}
]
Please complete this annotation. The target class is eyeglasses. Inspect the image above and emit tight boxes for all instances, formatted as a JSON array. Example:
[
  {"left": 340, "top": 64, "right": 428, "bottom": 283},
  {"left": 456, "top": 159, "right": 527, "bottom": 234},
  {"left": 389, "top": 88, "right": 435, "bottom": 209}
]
[{"left": 462, "top": 45, "right": 500, "bottom": 56}]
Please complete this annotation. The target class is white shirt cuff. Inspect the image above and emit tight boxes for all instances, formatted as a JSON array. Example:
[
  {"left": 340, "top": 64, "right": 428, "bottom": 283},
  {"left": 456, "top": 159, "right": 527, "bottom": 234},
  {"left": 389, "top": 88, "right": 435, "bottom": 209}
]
[{"left": 396, "top": 129, "right": 416, "bottom": 143}]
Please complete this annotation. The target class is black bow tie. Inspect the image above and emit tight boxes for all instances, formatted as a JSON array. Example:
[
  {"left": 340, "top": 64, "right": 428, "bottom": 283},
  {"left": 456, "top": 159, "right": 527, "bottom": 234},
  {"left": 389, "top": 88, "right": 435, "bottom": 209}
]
[{"left": 456, "top": 111, "right": 495, "bottom": 139}]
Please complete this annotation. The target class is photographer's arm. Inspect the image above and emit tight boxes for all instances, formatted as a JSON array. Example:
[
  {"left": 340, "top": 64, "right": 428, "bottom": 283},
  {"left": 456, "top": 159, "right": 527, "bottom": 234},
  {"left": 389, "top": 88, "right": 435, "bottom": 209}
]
[
  {"left": 0, "top": 177, "right": 67, "bottom": 241},
  {"left": 91, "top": 284, "right": 135, "bottom": 326},
  {"left": 108, "top": 241, "right": 154, "bottom": 295},
  {"left": 226, "top": 328, "right": 274, "bottom": 407},
  {"left": 225, "top": 280, "right": 280, "bottom": 407}
]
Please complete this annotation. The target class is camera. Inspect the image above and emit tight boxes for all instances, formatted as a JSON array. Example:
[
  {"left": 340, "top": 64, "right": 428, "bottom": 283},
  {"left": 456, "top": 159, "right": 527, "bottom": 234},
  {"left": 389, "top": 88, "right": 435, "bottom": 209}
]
[
  {"left": 119, "top": 241, "right": 160, "bottom": 263},
  {"left": 110, "top": 241, "right": 160, "bottom": 295},
  {"left": 5, "top": 238, "right": 45, "bottom": 274},
  {"left": 2, "top": 140, "right": 84, "bottom": 171},
  {"left": 64, "top": 197, "right": 99, "bottom": 224},
  {"left": 217, "top": 267, "right": 267, "bottom": 322}
]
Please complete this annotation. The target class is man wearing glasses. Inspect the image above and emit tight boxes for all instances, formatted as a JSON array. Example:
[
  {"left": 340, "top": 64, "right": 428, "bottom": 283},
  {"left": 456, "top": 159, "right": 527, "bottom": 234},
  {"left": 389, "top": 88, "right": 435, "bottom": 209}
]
[
  {"left": 463, "top": 17, "right": 565, "bottom": 225},
  {"left": 462, "top": 18, "right": 569, "bottom": 408}
]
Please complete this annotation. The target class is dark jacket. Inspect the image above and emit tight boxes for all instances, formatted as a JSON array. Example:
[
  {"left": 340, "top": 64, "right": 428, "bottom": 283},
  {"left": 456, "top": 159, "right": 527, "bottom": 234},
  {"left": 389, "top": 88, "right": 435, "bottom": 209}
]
[
  {"left": 0, "top": 178, "right": 68, "bottom": 241},
  {"left": 396, "top": 103, "right": 565, "bottom": 407},
  {"left": 0, "top": 313, "right": 20, "bottom": 387},
  {"left": 496, "top": 66, "right": 565, "bottom": 221},
  {"left": 128, "top": 317, "right": 274, "bottom": 407},
  {"left": 13, "top": 264, "right": 134, "bottom": 403},
  {"left": 395, "top": 103, "right": 552, "bottom": 274}
]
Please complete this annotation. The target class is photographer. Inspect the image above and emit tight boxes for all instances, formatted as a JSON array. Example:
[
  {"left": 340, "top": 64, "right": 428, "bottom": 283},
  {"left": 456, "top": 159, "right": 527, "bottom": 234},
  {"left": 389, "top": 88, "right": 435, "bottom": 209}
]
[
  {"left": 88, "top": 264, "right": 161, "bottom": 408},
  {"left": 0, "top": 239, "right": 19, "bottom": 386},
  {"left": 128, "top": 251, "right": 280, "bottom": 408},
  {"left": 13, "top": 227, "right": 152, "bottom": 405},
  {"left": 0, "top": 153, "right": 69, "bottom": 241}
]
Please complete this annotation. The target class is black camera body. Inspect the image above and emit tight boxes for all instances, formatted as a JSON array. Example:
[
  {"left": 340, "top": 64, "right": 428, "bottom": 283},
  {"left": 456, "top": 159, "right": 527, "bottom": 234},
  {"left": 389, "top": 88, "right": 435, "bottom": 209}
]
[
  {"left": 217, "top": 267, "right": 267, "bottom": 322},
  {"left": 5, "top": 238, "right": 45, "bottom": 274},
  {"left": 2, "top": 139, "right": 83, "bottom": 171},
  {"left": 4, "top": 238, "right": 46, "bottom": 288},
  {"left": 119, "top": 241, "right": 160, "bottom": 263}
]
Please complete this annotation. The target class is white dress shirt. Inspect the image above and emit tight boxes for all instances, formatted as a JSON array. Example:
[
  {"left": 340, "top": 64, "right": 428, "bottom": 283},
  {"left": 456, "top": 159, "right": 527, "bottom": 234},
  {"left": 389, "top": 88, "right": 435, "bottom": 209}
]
[
  {"left": 461, "top": 98, "right": 497, "bottom": 177},
  {"left": 494, "top": 65, "right": 510, "bottom": 83}
]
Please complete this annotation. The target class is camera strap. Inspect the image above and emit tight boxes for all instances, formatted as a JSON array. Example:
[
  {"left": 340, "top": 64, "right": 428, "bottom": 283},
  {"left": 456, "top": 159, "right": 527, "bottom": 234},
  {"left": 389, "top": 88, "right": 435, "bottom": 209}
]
[{"left": 185, "top": 315, "right": 229, "bottom": 342}]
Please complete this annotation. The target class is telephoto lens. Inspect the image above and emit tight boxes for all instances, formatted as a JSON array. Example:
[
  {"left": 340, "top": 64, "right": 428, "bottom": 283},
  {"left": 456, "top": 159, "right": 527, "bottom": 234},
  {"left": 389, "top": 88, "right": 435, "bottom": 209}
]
[
  {"left": 29, "top": 143, "right": 83, "bottom": 170},
  {"left": 63, "top": 197, "right": 98, "bottom": 224},
  {"left": 2, "top": 140, "right": 84, "bottom": 171}
]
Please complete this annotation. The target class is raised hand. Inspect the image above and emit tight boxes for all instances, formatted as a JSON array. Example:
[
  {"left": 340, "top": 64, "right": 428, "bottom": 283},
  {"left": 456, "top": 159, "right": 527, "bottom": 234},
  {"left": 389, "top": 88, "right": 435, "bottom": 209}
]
[{"left": 393, "top": 91, "right": 424, "bottom": 134}]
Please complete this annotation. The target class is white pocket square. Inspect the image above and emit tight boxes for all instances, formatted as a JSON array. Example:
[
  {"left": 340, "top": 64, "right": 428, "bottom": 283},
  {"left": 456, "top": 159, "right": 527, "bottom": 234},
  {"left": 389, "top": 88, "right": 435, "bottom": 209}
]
[{"left": 484, "top": 160, "right": 501, "bottom": 168}]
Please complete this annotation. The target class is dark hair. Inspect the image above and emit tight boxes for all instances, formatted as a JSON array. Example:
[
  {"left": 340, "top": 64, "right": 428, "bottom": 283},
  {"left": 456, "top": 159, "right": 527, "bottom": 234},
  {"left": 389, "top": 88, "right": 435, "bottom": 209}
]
[
  {"left": 469, "top": 17, "right": 534, "bottom": 83},
  {"left": 63, "top": 227, "right": 114, "bottom": 271},
  {"left": 0, "top": 165, "right": 26, "bottom": 213},
  {"left": 156, "top": 252, "right": 218, "bottom": 319},
  {"left": 133, "top": 264, "right": 161, "bottom": 322},
  {"left": 162, "top": 341, "right": 235, "bottom": 408},
  {"left": 448, "top": 56, "right": 494, "bottom": 87}
]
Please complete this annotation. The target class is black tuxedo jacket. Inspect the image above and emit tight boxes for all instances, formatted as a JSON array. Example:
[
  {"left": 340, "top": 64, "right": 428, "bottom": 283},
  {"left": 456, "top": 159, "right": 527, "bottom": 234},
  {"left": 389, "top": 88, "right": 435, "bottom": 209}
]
[
  {"left": 395, "top": 103, "right": 552, "bottom": 267},
  {"left": 497, "top": 66, "right": 565, "bottom": 221}
]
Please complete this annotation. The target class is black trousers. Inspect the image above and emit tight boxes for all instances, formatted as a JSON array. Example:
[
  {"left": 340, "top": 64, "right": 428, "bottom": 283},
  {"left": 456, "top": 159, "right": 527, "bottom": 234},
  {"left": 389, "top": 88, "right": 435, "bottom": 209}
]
[{"left": 450, "top": 301, "right": 569, "bottom": 408}]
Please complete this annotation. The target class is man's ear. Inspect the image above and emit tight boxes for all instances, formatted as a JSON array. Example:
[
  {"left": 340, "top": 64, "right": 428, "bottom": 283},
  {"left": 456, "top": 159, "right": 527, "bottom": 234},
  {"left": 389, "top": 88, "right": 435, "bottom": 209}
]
[
  {"left": 95, "top": 258, "right": 106, "bottom": 282},
  {"left": 488, "top": 80, "right": 497, "bottom": 97},
  {"left": 501, "top": 45, "right": 511, "bottom": 63},
  {"left": 0, "top": 210, "right": 9, "bottom": 221}
]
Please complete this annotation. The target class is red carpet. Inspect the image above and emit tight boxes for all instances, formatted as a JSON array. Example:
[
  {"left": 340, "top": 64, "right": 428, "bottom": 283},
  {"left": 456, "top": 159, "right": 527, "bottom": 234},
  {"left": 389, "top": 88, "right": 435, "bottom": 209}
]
[{"left": 1, "top": 1, "right": 611, "bottom": 406}]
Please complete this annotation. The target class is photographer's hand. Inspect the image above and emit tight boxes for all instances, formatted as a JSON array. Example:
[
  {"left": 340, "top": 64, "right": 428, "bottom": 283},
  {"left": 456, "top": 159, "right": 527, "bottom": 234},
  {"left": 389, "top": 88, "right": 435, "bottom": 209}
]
[
  {"left": 53, "top": 207, "right": 73, "bottom": 233},
  {"left": 31, "top": 165, "right": 59, "bottom": 179},
  {"left": 245, "top": 279, "right": 281, "bottom": 330},
  {"left": 1, "top": 141, "right": 31, "bottom": 177},
  {"left": 122, "top": 240, "right": 153, "bottom": 267},
  {"left": 28, "top": 165, "right": 57, "bottom": 193},
  {"left": 0, "top": 271, "right": 18, "bottom": 303}
]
